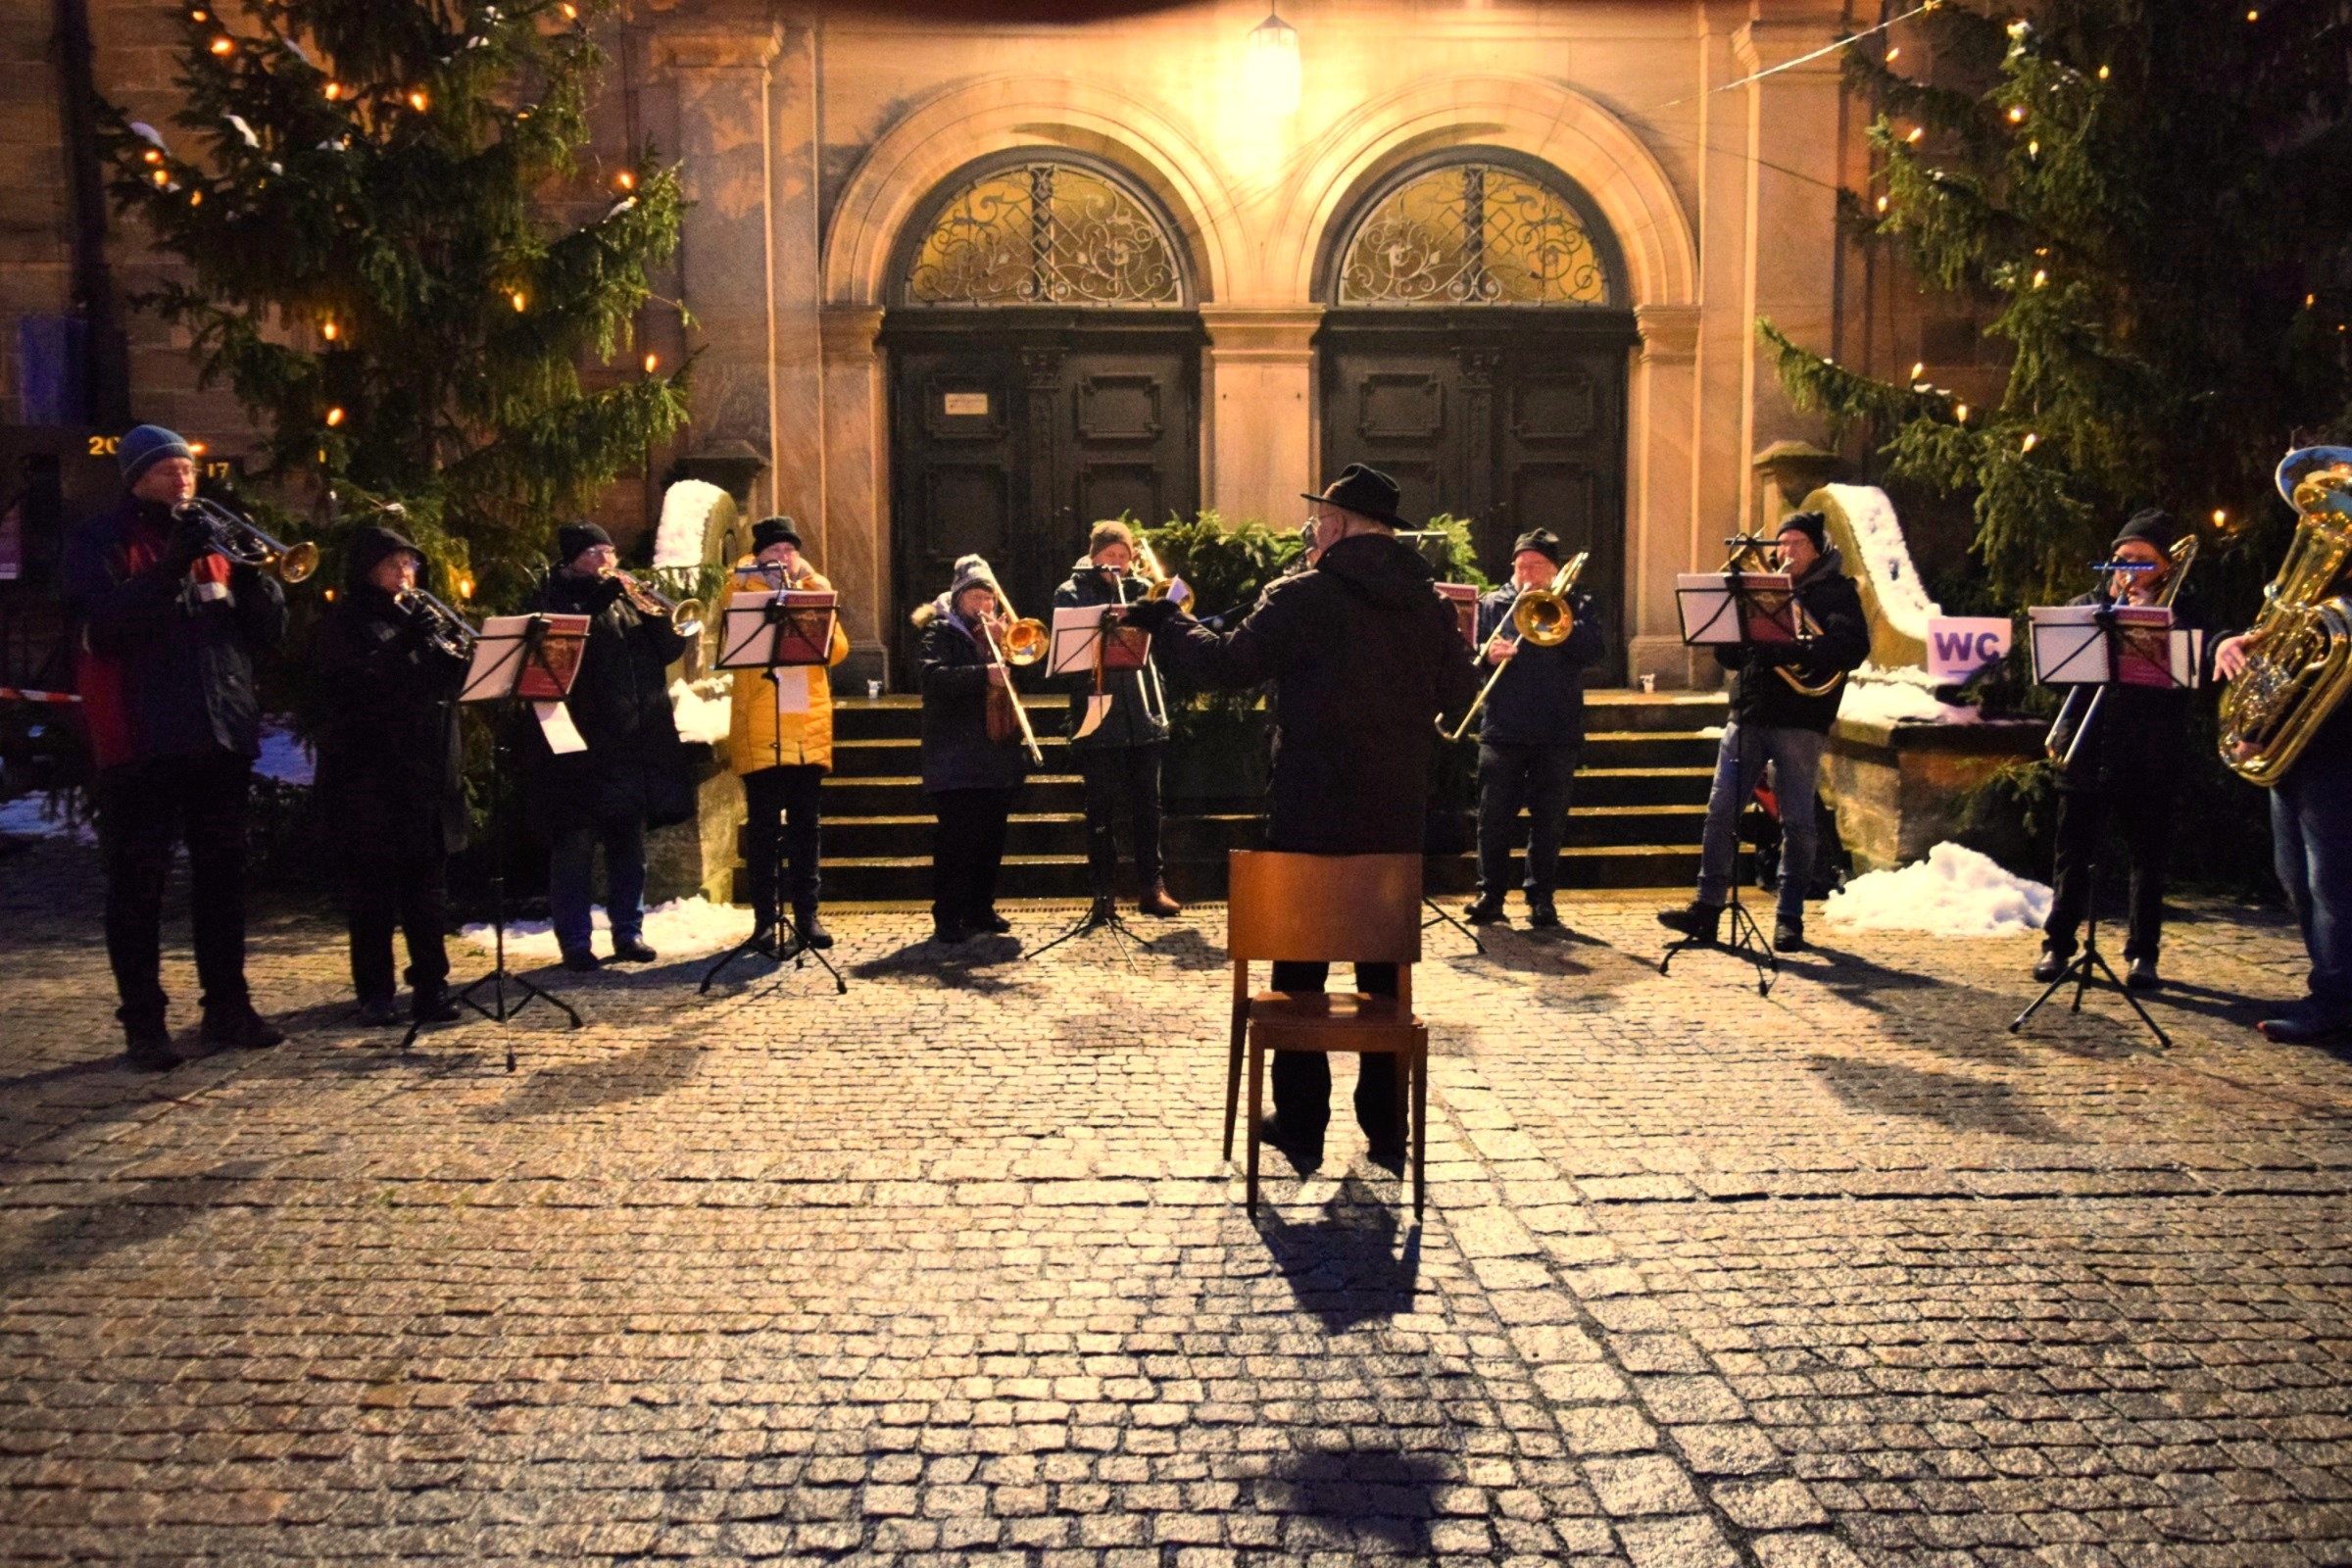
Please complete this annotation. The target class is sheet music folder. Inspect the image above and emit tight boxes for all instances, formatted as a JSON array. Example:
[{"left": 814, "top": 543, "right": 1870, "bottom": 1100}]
[
  {"left": 718, "top": 589, "right": 838, "bottom": 669},
  {"left": 2028, "top": 604, "right": 2201, "bottom": 689},
  {"left": 1674, "top": 572, "right": 1805, "bottom": 647},
  {"left": 460, "top": 613, "right": 590, "bottom": 704},
  {"left": 1048, "top": 605, "right": 1148, "bottom": 676}
]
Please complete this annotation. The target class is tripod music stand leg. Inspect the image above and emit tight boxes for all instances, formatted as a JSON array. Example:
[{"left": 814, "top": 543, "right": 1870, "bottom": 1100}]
[{"left": 1422, "top": 897, "right": 1486, "bottom": 956}]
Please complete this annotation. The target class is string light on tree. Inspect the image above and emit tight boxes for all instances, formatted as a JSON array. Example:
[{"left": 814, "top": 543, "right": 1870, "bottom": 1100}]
[{"left": 324, "top": 406, "right": 346, "bottom": 426}]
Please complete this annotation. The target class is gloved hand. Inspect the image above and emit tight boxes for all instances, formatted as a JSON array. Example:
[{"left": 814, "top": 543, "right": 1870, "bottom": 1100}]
[
  {"left": 1119, "top": 597, "right": 1183, "bottom": 635},
  {"left": 162, "top": 510, "right": 212, "bottom": 572}
]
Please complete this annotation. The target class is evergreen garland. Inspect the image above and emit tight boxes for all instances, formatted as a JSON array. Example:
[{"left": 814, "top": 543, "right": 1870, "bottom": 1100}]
[
  {"left": 1764, "top": 1, "right": 2352, "bottom": 611},
  {"left": 97, "top": 0, "right": 689, "bottom": 605}
]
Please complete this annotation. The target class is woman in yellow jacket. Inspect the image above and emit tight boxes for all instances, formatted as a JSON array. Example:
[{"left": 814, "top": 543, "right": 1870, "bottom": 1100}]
[{"left": 727, "top": 516, "right": 852, "bottom": 953}]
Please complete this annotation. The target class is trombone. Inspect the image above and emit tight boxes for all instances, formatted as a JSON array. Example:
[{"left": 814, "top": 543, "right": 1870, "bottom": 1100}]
[
  {"left": 601, "top": 565, "right": 705, "bottom": 639},
  {"left": 1440, "top": 551, "right": 1591, "bottom": 743},
  {"left": 976, "top": 612, "right": 1045, "bottom": 767},
  {"left": 980, "top": 572, "right": 1049, "bottom": 666},
  {"left": 2044, "top": 532, "right": 2199, "bottom": 765},
  {"left": 172, "top": 497, "right": 319, "bottom": 583},
  {"left": 1111, "top": 544, "right": 1174, "bottom": 728},
  {"left": 393, "top": 585, "right": 478, "bottom": 661}
]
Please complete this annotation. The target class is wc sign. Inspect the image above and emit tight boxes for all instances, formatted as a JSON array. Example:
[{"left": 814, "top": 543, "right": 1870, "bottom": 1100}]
[{"left": 1927, "top": 616, "right": 2012, "bottom": 680}]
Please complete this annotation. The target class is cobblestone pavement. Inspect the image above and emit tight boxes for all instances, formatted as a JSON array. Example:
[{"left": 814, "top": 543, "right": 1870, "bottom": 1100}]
[{"left": 3, "top": 836, "right": 2349, "bottom": 1565}]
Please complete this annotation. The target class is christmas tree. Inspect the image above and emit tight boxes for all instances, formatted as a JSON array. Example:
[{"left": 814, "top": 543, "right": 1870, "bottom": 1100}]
[
  {"left": 96, "top": 0, "right": 689, "bottom": 602},
  {"left": 1765, "top": 1, "right": 2352, "bottom": 611}
]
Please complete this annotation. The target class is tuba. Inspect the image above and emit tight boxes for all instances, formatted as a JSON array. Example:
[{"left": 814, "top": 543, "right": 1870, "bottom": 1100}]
[{"left": 2218, "top": 447, "right": 2352, "bottom": 785}]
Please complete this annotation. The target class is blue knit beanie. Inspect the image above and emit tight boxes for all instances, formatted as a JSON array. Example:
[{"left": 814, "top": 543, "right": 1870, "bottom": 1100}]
[{"left": 118, "top": 424, "right": 194, "bottom": 486}]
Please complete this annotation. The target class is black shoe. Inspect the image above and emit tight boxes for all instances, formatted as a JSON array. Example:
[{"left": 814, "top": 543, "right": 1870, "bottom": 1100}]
[
  {"left": 932, "top": 920, "right": 972, "bottom": 945},
  {"left": 1774, "top": 917, "right": 1806, "bottom": 954},
  {"left": 1656, "top": 902, "right": 1724, "bottom": 944},
  {"left": 2032, "top": 945, "right": 2072, "bottom": 984},
  {"left": 1462, "top": 898, "right": 1507, "bottom": 926},
  {"left": 356, "top": 996, "right": 405, "bottom": 1028},
  {"left": 561, "top": 949, "right": 602, "bottom": 973},
  {"left": 1256, "top": 1114, "right": 1323, "bottom": 1171},
  {"left": 2259, "top": 1009, "right": 2351, "bottom": 1045},
  {"left": 122, "top": 1021, "right": 178, "bottom": 1073},
  {"left": 1526, "top": 903, "right": 1561, "bottom": 930},
  {"left": 977, "top": 909, "right": 1012, "bottom": 935},
  {"left": 749, "top": 921, "right": 779, "bottom": 957},
  {"left": 411, "top": 986, "right": 463, "bottom": 1024},
  {"left": 2126, "top": 956, "right": 2162, "bottom": 992},
  {"left": 793, "top": 909, "right": 834, "bottom": 950},
  {"left": 608, "top": 937, "right": 658, "bottom": 964},
  {"left": 201, "top": 1004, "right": 284, "bottom": 1052}
]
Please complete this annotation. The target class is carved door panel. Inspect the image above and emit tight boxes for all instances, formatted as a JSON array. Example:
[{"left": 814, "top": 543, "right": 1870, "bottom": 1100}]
[
  {"left": 886, "top": 321, "right": 1199, "bottom": 686},
  {"left": 1319, "top": 313, "right": 1635, "bottom": 683}
]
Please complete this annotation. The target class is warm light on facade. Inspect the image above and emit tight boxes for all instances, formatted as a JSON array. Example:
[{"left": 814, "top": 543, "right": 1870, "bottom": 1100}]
[{"left": 1246, "top": 9, "right": 1301, "bottom": 119}]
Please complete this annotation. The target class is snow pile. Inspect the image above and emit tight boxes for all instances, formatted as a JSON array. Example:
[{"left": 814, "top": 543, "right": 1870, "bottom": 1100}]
[
  {"left": 655, "top": 478, "right": 730, "bottom": 569},
  {"left": 460, "top": 895, "right": 753, "bottom": 963},
  {"left": 1838, "top": 663, "right": 1982, "bottom": 728},
  {"left": 255, "top": 718, "right": 315, "bottom": 785},
  {"left": 670, "top": 673, "right": 734, "bottom": 746},
  {"left": 1823, "top": 483, "right": 1939, "bottom": 643},
  {"left": 1824, "top": 842, "right": 2050, "bottom": 937},
  {"left": 0, "top": 793, "right": 93, "bottom": 844}
]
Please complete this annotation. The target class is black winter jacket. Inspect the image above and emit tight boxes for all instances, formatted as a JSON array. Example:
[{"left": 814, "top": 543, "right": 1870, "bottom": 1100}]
[
  {"left": 917, "top": 610, "right": 1034, "bottom": 794},
  {"left": 1052, "top": 560, "right": 1169, "bottom": 752},
  {"left": 1716, "top": 548, "right": 1872, "bottom": 732},
  {"left": 524, "top": 567, "right": 694, "bottom": 835},
  {"left": 314, "top": 527, "right": 469, "bottom": 858},
  {"left": 1473, "top": 581, "right": 1604, "bottom": 748},
  {"left": 62, "top": 494, "right": 287, "bottom": 771},
  {"left": 1152, "top": 531, "right": 1480, "bottom": 854}
]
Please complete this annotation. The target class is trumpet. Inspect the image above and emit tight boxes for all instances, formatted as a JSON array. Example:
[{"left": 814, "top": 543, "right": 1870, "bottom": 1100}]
[
  {"left": 393, "top": 585, "right": 478, "bottom": 661},
  {"left": 172, "top": 497, "right": 318, "bottom": 583},
  {"left": 1440, "top": 552, "right": 1590, "bottom": 743},
  {"left": 602, "top": 565, "right": 705, "bottom": 638}
]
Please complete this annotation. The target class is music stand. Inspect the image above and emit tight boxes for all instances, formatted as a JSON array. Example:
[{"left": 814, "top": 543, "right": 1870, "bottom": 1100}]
[
  {"left": 2008, "top": 604, "right": 2198, "bottom": 1048},
  {"left": 1658, "top": 564, "right": 1800, "bottom": 995},
  {"left": 404, "top": 612, "right": 590, "bottom": 1069},
  {"left": 702, "top": 580, "right": 849, "bottom": 995},
  {"left": 1031, "top": 605, "right": 1154, "bottom": 969}
]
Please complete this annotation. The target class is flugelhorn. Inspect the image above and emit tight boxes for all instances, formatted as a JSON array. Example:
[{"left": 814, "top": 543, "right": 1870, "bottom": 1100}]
[
  {"left": 2218, "top": 448, "right": 2352, "bottom": 784},
  {"left": 393, "top": 585, "right": 478, "bottom": 661},
  {"left": 603, "top": 565, "right": 705, "bottom": 638},
  {"left": 172, "top": 497, "right": 318, "bottom": 583},
  {"left": 1440, "top": 552, "right": 1590, "bottom": 743}
]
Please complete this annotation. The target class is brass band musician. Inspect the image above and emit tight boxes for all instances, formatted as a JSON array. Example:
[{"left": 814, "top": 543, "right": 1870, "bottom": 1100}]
[{"left": 914, "top": 557, "right": 1034, "bottom": 944}]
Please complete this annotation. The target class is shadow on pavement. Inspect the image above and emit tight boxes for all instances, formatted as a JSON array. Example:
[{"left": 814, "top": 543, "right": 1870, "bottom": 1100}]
[
  {"left": 1256, "top": 1174, "right": 1423, "bottom": 1333},
  {"left": 1258, "top": 1441, "right": 1453, "bottom": 1553},
  {"left": 1804, "top": 1052, "right": 2078, "bottom": 1143},
  {"left": 0, "top": 1159, "right": 265, "bottom": 1289}
]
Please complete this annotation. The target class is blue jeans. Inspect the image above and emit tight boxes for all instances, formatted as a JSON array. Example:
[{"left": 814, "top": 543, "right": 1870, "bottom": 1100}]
[
  {"left": 549, "top": 816, "right": 648, "bottom": 957},
  {"left": 2272, "top": 766, "right": 2352, "bottom": 1019},
  {"left": 1696, "top": 718, "right": 1825, "bottom": 925}
]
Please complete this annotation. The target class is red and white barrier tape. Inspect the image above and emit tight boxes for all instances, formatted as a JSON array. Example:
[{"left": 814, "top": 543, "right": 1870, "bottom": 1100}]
[{"left": 0, "top": 687, "right": 81, "bottom": 705}]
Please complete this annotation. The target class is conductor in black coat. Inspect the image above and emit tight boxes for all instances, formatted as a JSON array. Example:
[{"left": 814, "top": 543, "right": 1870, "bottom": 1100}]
[
  {"left": 527, "top": 522, "right": 694, "bottom": 970},
  {"left": 1127, "top": 465, "right": 1478, "bottom": 1161},
  {"left": 314, "top": 526, "right": 468, "bottom": 1026}
]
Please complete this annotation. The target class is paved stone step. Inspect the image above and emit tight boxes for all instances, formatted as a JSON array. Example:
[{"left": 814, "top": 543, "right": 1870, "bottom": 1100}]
[
  {"left": 824, "top": 727, "right": 1721, "bottom": 776},
  {"left": 827, "top": 688, "right": 1730, "bottom": 742}
]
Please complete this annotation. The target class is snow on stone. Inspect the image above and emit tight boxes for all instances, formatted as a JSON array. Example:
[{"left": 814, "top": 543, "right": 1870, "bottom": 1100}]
[
  {"left": 460, "top": 895, "right": 753, "bottom": 963},
  {"left": 655, "top": 478, "right": 729, "bottom": 569},
  {"left": 0, "top": 793, "right": 93, "bottom": 844},
  {"left": 254, "top": 718, "right": 316, "bottom": 785},
  {"left": 1838, "top": 663, "right": 1982, "bottom": 727},
  {"left": 670, "top": 673, "right": 734, "bottom": 746},
  {"left": 1823, "top": 842, "right": 2050, "bottom": 937},
  {"left": 1824, "top": 483, "right": 1939, "bottom": 642}
]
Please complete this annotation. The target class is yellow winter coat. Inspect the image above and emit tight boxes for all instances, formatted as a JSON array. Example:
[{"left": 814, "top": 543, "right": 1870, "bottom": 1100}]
[{"left": 726, "top": 563, "right": 853, "bottom": 774}]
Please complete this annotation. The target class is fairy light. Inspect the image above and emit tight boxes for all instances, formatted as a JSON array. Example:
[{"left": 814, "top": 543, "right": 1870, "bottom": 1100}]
[
  {"left": 2021, "top": 432, "right": 2038, "bottom": 452},
  {"left": 1886, "top": 46, "right": 1901, "bottom": 63},
  {"left": 321, "top": 320, "right": 338, "bottom": 341},
  {"left": 1954, "top": 402, "right": 1970, "bottom": 422},
  {"left": 2033, "top": 269, "right": 2049, "bottom": 288},
  {"left": 1905, "top": 125, "right": 1925, "bottom": 143},
  {"left": 2028, "top": 139, "right": 2039, "bottom": 156},
  {"left": 188, "top": 440, "right": 209, "bottom": 457},
  {"left": 324, "top": 406, "right": 345, "bottom": 426},
  {"left": 188, "top": 189, "right": 202, "bottom": 206},
  {"left": 142, "top": 148, "right": 162, "bottom": 165},
  {"left": 643, "top": 352, "right": 659, "bottom": 373},
  {"left": 190, "top": 7, "right": 207, "bottom": 18},
  {"left": 2308, "top": 294, "right": 2318, "bottom": 308},
  {"left": 209, "top": 35, "right": 233, "bottom": 56},
  {"left": 151, "top": 169, "right": 170, "bottom": 186},
  {"left": 1876, "top": 195, "right": 1890, "bottom": 213},
  {"left": 561, "top": 2, "right": 577, "bottom": 15},
  {"left": 2097, "top": 65, "right": 2110, "bottom": 79},
  {"left": 510, "top": 290, "right": 527, "bottom": 312},
  {"left": 2213, "top": 509, "right": 2229, "bottom": 526},
  {"left": 408, "top": 89, "right": 429, "bottom": 112},
  {"left": 614, "top": 171, "right": 635, "bottom": 191},
  {"left": 323, "top": 82, "right": 342, "bottom": 101},
  {"left": 457, "top": 574, "right": 474, "bottom": 600},
  {"left": 323, "top": 587, "right": 335, "bottom": 602}
]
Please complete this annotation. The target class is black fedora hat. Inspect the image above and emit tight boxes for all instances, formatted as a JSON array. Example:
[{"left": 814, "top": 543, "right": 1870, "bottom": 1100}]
[{"left": 1301, "top": 464, "right": 1408, "bottom": 529}]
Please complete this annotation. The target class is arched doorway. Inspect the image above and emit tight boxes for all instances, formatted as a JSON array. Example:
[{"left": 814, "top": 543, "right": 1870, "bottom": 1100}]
[
  {"left": 1317, "top": 150, "right": 1639, "bottom": 681},
  {"left": 882, "top": 153, "right": 1202, "bottom": 682}
]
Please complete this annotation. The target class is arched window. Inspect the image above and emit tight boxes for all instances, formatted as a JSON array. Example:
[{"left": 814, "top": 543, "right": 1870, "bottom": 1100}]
[
  {"left": 1333, "top": 157, "right": 1617, "bottom": 308},
  {"left": 904, "top": 159, "right": 1185, "bottom": 309}
]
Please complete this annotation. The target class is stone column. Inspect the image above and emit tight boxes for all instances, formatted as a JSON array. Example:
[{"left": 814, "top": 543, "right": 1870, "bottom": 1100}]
[
  {"left": 1200, "top": 307, "right": 1321, "bottom": 526},
  {"left": 819, "top": 305, "right": 888, "bottom": 688},
  {"left": 663, "top": 29, "right": 782, "bottom": 515},
  {"left": 1740, "top": 9, "right": 1849, "bottom": 455},
  {"left": 1629, "top": 303, "right": 1700, "bottom": 689},
  {"left": 767, "top": 22, "right": 825, "bottom": 548}
]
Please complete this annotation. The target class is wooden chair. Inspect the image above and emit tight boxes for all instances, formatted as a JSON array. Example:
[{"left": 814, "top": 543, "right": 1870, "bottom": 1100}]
[{"left": 1224, "top": 850, "right": 1427, "bottom": 1216}]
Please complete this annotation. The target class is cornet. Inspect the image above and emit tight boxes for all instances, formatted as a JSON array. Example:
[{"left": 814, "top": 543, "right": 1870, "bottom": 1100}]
[
  {"left": 393, "top": 586, "right": 478, "bottom": 661},
  {"left": 172, "top": 497, "right": 318, "bottom": 583},
  {"left": 1440, "top": 552, "right": 1590, "bottom": 743}
]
